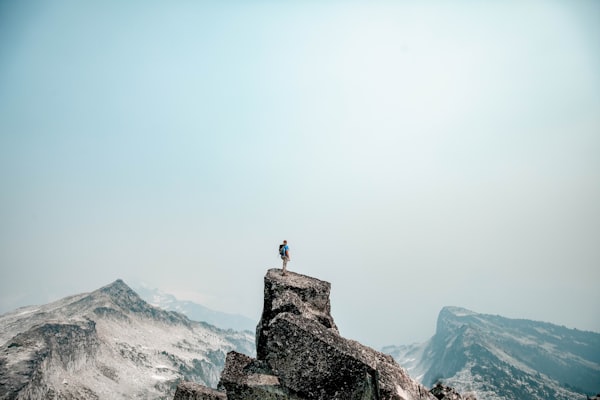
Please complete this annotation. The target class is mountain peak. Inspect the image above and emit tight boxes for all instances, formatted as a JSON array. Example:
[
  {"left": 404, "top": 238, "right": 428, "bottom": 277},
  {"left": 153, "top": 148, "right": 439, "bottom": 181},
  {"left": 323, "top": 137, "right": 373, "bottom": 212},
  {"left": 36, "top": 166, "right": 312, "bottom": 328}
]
[
  {"left": 95, "top": 279, "right": 145, "bottom": 309},
  {"left": 436, "top": 306, "right": 482, "bottom": 337},
  {"left": 441, "top": 306, "right": 477, "bottom": 317},
  {"left": 99, "top": 278, "right": 133, "bottom": 295},
  {"left": 83, "top": 279, "right": 189, "bottom": 326}
]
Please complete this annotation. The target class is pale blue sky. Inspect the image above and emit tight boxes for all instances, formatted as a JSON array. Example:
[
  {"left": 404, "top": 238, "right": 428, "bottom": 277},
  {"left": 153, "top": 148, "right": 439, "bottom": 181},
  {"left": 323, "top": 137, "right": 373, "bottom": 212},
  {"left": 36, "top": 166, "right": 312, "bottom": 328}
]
[{"left": 1, "top": 0, "right": 599, "bottom": 347}]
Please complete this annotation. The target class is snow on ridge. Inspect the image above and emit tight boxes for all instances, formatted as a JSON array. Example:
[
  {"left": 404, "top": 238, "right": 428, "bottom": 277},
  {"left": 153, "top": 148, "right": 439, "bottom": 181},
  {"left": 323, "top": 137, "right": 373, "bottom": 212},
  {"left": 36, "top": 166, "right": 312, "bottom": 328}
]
[
  {"left": 444, "top": 306, "right": 477, "bottom": 317},
  {"left": 394, "top": 384, "right": 408, "bottom": 399}
]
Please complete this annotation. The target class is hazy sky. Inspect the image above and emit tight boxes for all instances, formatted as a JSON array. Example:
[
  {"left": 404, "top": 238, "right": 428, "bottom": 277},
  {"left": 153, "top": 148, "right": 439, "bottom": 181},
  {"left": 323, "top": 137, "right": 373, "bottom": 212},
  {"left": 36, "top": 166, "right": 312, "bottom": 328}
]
[{"left": 1, "top": 0, "right": 599, "bottom": 348}]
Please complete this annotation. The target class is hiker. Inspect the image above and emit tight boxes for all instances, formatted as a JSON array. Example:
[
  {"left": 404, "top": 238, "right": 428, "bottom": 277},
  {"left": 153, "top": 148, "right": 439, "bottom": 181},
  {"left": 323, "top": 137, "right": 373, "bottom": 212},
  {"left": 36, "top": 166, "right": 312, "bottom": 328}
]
[{"left": 279, "top": 240, "right": 290, "bottom": 276}]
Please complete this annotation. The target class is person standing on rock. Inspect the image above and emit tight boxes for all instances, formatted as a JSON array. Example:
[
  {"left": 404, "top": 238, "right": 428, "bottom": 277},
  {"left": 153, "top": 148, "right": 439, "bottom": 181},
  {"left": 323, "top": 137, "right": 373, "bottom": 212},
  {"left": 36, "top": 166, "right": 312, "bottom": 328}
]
[{"left": 279, "top": 240, "right": 290, "bottom": 276}]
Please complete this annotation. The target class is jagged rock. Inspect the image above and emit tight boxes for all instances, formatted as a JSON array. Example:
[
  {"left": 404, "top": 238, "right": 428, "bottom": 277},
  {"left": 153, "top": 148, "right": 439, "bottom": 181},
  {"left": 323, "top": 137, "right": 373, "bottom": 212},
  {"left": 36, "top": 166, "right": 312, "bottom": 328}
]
[
  {"left": 430, "top": 383, "right": 477, "bottom": 400},
  {"left": 218, "top": 350, "right": 301, "bottom": 399},
  {"left": 176, "top": 269, "right": 445, "bottom": 400},
  {"left": 174, "top": 381, "right": 226, "bottom": 399},
  {"left": 0, "top": 320, "right": 100, "bottom": 399},
  {"left": 256, "top": 269, "right": 338, "bottom": 360}
]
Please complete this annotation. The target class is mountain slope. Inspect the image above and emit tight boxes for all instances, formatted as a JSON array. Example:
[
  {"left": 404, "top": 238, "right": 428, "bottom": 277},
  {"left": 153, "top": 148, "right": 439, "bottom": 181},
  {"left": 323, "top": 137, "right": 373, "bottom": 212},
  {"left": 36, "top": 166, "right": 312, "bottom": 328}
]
[
  {"left": 134, "top": 284, "right": 255, "bottom": 332},
  {"left": 0, "top": 280, "right": 254, "bottom": 400},
  {"left": 383, "top": 307, "right": 600, "bottom": 400}
]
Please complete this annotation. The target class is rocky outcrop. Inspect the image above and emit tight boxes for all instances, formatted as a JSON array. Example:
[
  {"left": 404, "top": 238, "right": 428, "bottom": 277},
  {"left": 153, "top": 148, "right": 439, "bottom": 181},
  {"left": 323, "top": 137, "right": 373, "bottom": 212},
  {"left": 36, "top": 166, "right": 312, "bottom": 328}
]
[
  {"left": 175, "top": 269, "right": 441, "bottom": 400},
  {"left": 218, "top": 350, "right": 301, "bottom": 399},
  {"left": 173, "top": 381, "right": 227, "bottom": 399},
  {"left": 430, "top": 383, "right": 477, "bottom": 400},
  {"left": 0, "top": 320, "right": 100, "bottom": 399}
]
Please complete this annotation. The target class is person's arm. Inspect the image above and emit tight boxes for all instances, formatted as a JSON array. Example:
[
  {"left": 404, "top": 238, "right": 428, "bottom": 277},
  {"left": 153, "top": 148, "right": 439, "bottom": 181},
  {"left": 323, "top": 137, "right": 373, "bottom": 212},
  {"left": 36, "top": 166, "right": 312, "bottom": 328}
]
[{"left": 285, "top": 248, "right": 290, "bottom": 259}]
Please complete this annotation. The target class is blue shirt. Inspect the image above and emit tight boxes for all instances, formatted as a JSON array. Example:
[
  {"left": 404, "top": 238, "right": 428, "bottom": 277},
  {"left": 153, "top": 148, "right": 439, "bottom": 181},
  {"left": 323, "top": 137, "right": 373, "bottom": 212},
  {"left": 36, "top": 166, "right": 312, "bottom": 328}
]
[{"left": 282, "top": 244, "right": 289, "bottom": 257}]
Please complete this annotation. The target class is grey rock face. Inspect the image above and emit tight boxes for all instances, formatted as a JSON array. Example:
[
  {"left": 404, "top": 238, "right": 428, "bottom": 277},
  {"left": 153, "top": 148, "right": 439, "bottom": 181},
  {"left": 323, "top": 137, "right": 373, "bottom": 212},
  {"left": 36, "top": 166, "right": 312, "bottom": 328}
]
[
  {"left": 176, "top": 269, "right": 440, "bottom": 400},
  {"left": 173, "top": 381, "right": 227, "bottom": 400},
  {"left": 430, "top": 383, "right": 477, "bottom": 400},
  {"left": 256, "top": 269, "right": 338, "bottom": 360},
  {"left": 0, "top": 320, "right": 99, "bottom": 399},
  {"left": 218, "top": 350, "right": 299, "bottom": 400}
]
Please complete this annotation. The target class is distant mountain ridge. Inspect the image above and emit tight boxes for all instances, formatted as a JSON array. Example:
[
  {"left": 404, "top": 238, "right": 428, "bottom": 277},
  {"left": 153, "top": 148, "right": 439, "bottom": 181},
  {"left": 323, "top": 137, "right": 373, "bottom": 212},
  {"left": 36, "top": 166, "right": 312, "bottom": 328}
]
[
  {"left": 0, "top": 279, "right": 254, "bottom": 400},
  {"left": 134, "top": 284, "right": 256, "bottom": 332},
  {"left": 383, "top": 306, "right": 600, "bottom": 400}
]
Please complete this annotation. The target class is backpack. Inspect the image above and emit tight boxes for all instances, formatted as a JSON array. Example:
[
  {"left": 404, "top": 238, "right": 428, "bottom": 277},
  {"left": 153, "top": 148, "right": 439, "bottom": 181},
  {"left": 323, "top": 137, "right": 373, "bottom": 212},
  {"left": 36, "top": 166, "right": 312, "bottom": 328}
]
[{"left": 279, "top": 244, "right": 285, "bottom": 256}]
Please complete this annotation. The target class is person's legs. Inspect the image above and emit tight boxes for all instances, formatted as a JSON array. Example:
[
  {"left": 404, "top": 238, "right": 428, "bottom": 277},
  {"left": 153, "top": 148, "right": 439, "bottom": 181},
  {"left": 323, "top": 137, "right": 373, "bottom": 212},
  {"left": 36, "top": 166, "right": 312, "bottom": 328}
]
[{"left": 282, "top": 256, "right": 288, "bottom": 275}]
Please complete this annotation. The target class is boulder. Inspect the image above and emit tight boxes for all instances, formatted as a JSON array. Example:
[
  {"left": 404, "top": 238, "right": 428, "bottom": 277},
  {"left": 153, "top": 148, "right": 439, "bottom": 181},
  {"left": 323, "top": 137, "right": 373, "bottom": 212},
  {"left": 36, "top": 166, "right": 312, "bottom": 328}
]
[
  {"left": 218, "top": 350, "right": 302, "bottom": 400},
  {"left": 173, "top": 381, "right": 226, "bottom": 400},
  {"left": 430, "top": 383, "right": 477, "bottom": 400}
]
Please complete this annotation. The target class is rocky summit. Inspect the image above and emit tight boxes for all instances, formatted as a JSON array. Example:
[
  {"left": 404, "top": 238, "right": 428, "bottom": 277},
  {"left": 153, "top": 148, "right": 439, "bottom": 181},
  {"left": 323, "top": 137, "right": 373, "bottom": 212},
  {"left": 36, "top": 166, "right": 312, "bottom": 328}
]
[{"left": 174, "top": 269, "right": 468, "bottom": 400}]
